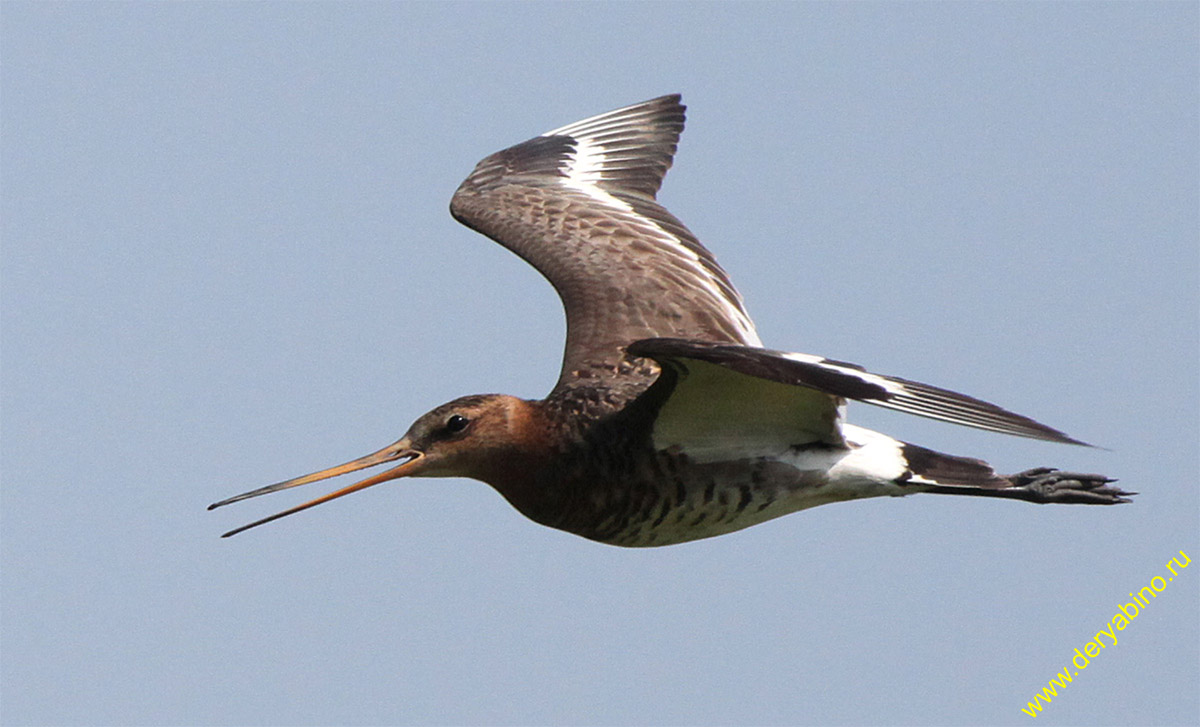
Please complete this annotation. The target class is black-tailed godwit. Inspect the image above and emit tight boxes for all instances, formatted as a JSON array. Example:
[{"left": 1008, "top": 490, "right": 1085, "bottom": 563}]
[{"left": 210, "top": 95, "right": 1130, "bottom": 545}]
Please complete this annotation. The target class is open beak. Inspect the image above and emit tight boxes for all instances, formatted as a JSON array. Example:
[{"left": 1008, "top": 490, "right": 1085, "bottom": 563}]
[{"left": 208, "top": 439, "right": 423, "bottom": 538}]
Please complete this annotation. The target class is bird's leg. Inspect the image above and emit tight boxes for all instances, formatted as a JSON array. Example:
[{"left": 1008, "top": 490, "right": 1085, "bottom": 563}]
[
  {"left": 999, "top": 467, "right": 1135, "bottom": 505},
  {"left": 913, "top": 467, "right": 1134, "bottom": 505}
]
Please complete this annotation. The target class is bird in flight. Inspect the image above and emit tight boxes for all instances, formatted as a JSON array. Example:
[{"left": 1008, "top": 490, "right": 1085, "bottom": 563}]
[{"left": 210, "top": 95, "right": 1130, "bottom": 545}]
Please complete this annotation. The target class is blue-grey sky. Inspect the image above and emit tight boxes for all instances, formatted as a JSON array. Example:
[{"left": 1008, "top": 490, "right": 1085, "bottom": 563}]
[{"left": 2, "top": 4, "right": 1197, "bottom": 726}]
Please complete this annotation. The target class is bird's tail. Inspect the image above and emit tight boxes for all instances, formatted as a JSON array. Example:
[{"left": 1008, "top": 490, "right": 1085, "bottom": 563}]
[{"left": 900, "top": 442, "right": 1134, "bottom": 505}]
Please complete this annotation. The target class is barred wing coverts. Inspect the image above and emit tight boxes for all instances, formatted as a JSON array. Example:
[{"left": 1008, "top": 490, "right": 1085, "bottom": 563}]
[{"left": 450, "top": 96, "right": 760, "bottom": 391}]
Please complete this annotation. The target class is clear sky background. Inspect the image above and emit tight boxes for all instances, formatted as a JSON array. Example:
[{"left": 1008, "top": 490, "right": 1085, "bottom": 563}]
[{"left": 2, "top": 4, "right": 1197, "bottom": 726}]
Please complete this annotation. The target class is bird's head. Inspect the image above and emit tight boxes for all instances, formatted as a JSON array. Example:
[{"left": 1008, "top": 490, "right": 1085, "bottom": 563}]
[{"left": 209, "top": 394, "right": 546, "bottom": 537}]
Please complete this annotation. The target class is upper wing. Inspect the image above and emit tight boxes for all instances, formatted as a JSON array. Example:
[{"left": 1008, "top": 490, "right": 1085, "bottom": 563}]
[
  {"left": 627, "top": 338, "right": 1091, "bottom": 447},
  {"left": 450, "top": 95, "right": 759, "bottom": 392}
]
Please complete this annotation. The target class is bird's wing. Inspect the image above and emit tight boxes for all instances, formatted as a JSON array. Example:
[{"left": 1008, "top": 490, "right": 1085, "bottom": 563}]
[
  {"left": 627, "top": 338, "right": 1090, "bottom": 453},
  {"left": 450, "top": 95, "right": 759, "bottom": 393}
]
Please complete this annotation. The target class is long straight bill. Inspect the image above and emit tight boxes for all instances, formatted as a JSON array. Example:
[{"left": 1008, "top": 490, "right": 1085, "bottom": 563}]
[{"left": 209, "top": 441, "right": 421, "bottom": 537}]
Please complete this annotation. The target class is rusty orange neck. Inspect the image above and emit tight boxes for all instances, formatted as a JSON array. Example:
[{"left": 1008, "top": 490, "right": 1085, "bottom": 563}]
[{"left": 464, "top": 397, "right": 564, "bottom": 520}]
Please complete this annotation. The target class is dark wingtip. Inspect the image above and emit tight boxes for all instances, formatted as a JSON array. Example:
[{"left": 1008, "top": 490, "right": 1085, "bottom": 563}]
[{"left": 1056, "top": 432, "right": 1097, "bottom": 448}]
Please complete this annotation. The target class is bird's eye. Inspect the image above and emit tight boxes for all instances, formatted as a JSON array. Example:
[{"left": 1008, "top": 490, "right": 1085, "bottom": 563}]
[{"left": 445, "top": 414, "right": 470, "bottom": 434}]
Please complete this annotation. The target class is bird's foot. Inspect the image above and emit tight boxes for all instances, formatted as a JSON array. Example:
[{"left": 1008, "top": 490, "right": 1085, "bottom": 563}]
[{"left": 1004, "top": 467, "right": 1134, "bottom": 504}]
